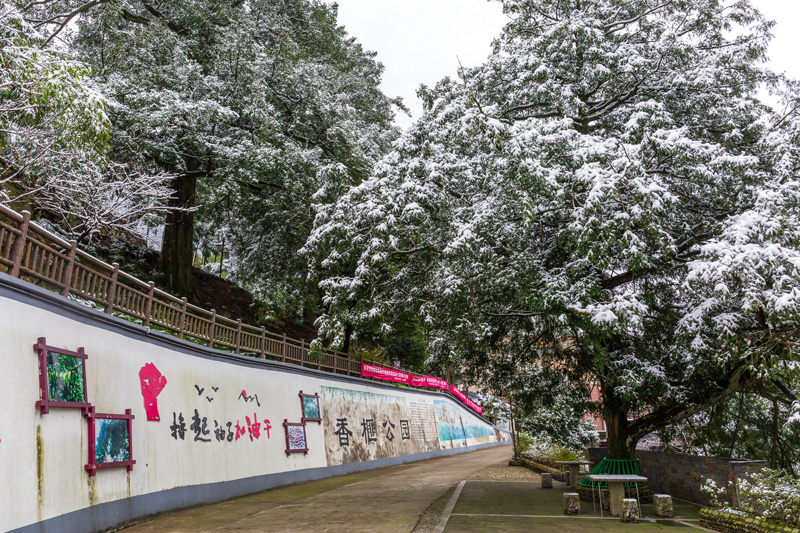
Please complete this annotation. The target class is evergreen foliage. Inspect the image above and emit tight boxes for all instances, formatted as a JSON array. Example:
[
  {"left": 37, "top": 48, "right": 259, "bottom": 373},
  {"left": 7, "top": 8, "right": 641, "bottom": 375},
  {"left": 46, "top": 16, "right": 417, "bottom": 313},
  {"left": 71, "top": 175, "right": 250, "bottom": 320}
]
[
  {"left": 36, "top": 0, "right": 402, "bottom": 299},
  {"left": 1, "top": 2, "right": 173, "bottom": 239},
  {"left": 308, "top": 0, "right": 800, "bottom": 457}
]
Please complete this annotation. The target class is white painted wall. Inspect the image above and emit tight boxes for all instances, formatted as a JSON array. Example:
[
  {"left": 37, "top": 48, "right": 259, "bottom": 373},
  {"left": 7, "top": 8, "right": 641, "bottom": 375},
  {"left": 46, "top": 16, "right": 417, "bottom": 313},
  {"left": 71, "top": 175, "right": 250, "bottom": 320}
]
[{"left": 0, "top": 290, "right": 507, "bottom": 532}]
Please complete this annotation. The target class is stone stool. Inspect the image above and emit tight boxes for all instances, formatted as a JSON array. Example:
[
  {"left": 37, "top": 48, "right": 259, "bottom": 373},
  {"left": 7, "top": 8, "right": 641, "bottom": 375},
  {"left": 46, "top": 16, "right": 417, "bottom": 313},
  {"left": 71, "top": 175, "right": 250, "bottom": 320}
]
[
  {"left": 541, "top": 472, "right": 553, "bottom": 488},
  {"left": 600, "top": 489, "right": 610, "bottom": 510},
  {"left": 654, "top": 494, "right": 673, "bottom": 517},
  {"left": 621, "top": 498, "right": 639, "bottom": 523},
  {"left": 564, "top": 493, "right": 580, "bottom": 515}
]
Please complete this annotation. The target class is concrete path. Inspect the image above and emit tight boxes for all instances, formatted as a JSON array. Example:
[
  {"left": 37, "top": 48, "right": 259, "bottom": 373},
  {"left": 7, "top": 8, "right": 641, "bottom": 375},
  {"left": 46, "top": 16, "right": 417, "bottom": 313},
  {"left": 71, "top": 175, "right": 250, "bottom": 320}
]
[
  {"left": 444, "top": 470, "right": 707, "bottom": 532},
  {"left": 123, "top": 444, "right": 513, "bottom": 533}
]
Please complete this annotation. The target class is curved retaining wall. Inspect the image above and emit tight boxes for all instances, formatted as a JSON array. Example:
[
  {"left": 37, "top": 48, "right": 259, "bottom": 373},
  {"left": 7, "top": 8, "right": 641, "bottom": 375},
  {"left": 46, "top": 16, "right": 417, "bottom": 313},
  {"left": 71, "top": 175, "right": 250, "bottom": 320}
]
[{"left": 0, "top": 273, "right": 510, "bottom": 533}]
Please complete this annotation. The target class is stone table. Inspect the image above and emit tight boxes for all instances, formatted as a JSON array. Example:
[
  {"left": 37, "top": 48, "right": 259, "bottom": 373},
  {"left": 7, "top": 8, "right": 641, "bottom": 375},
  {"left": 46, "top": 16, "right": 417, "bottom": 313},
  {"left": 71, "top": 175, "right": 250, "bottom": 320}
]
[
  {"left": 554, "top": 460, "right": 593, "bottom": 487},
  {"left": 585, "top": 474, "right": 648, "bottom": 518}
]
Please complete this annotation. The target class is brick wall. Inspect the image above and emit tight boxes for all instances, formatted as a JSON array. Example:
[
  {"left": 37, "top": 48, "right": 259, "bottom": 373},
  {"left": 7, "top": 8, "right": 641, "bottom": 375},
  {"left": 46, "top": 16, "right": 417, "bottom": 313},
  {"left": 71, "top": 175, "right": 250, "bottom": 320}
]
[{"left": 588, "top": 447, "right": 766, "bottom": 505}]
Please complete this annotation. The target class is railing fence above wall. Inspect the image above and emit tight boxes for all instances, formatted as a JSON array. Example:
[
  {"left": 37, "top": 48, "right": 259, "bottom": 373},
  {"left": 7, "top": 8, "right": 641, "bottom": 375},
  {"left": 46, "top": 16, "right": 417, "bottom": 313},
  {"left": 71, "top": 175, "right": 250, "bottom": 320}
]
[{"left": 0, "top": 205, "right": 461, "bottom": 398}]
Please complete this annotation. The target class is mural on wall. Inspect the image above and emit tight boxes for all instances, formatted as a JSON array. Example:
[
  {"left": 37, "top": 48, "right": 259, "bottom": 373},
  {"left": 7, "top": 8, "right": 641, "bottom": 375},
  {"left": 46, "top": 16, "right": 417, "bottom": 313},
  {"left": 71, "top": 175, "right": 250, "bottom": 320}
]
[
  {"left": 433, "top": 400, "right": 495, "bottom": 449},
  {"left": 139, "top": 363, "right": 167, "bottom": 421},
  {"left": 320, "top": 386, "right": 506, "bottom": 465},
  {"left": 84, "top": 408, "right": 135, "bottom": 477},
  {"left": 34, "top": 337, "right": 91, "bottom": 415},
  {"left": 320, "top": 386, "right": 440, "bottom": 466},
  {"left": 7, "top": 291, "right": 517, "bottom": 533}
]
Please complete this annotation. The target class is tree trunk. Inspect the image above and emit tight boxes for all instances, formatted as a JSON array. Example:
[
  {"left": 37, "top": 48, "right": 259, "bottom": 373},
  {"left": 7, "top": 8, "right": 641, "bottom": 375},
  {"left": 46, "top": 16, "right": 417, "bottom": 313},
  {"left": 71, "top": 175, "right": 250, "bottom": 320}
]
[
  {"left": 729, "top": 392, "right": 745, "bottom": 458},
  {"left": 770, "top": 399, "right": 778, "bottom": 468},
  {"left": 342, "top": 322, "right": 354, "bottom": 355},
  {"left": 218, "top": 236, "right": 225, "bottom": 276},
  {"left": 510, "top": 399, "right": 520, "bottom": 460},
  {"left": 602, "top": 383, "right": 637, "bottom": 459},
  {"left": 605, "top": 409, "right": 637, "bottom": 459},
  {"left": 161, "top": 171, "right": 197, "bottom": 297}
]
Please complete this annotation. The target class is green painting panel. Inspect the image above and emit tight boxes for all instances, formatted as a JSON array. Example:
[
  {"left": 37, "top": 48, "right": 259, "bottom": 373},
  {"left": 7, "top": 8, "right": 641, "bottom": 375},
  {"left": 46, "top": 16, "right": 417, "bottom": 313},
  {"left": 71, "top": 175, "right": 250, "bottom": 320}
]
[
  {"left": 95, "top": 418, "right": 130, "bottom": 464},
  {"left": 46, "top": 351, "right": 85, "bottom": 403},
  {"left": 303, "top": 395, "right": 320, "bottom": 420}
]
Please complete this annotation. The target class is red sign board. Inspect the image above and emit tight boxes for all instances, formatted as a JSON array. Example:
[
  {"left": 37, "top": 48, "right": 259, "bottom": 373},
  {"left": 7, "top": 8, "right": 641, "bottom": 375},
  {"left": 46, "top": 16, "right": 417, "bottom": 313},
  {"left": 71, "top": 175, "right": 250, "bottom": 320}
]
[
  {"left": 409, "top": 375, "right": 449, "bottom": 390},
  {"left": 360, "top": 363, "right": 410, "bottom": 384},
  {"left": 450, "top": 385, "right": 484, "bottom": 415},
  {"left": 360, "top": 363, "right": 484, "bottom": 416}
]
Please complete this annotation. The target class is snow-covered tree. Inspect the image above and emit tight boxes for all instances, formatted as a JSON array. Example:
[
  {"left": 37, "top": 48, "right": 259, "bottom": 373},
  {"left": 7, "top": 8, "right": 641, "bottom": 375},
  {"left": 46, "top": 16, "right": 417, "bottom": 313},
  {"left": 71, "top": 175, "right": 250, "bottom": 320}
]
[
  {"left": 1, "top": 2, "right": 173, "bottom": 239},
  {"left": 308, "top": 0, "right": 800, "bottom": 458},
  {"left": 666, "top": 388, "right": 800, "bottom": 472},
  {"left": 29, "top": 0, "right": 401, "bottom": 299}
]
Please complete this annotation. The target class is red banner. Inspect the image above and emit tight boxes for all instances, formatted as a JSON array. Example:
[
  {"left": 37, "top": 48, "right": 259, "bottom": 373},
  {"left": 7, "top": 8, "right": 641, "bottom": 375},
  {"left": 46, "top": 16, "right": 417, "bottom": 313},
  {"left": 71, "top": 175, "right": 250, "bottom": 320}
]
[
  {"left": 360, "top": 363, "right": 410, "bottom": 385},
  {"left": 360, "top": 363, "right": 483, "bottom": 415},
  {"left": 450, "top": 385, "right": 483, "bottom": 415},
  {"left": 409, "top": 375, "right": 449, "bottom": 390}
]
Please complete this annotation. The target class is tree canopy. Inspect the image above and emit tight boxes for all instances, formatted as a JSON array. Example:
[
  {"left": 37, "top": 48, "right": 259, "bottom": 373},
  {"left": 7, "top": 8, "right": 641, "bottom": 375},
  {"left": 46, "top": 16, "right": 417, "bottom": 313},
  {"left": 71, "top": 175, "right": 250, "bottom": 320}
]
[
  {"left": 307, "top": 0, "right": 800, "bottom": 458},
  {"left": 17, "top": 0, "right": 401, "bottom": 303},
  {"left": 1, "top": 2, "right": 173, "bottom": 238}
]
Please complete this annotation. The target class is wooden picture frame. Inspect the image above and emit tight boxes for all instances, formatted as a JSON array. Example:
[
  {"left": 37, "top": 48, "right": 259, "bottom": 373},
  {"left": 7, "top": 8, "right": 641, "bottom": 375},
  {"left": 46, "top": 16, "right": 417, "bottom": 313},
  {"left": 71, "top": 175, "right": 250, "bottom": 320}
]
[
  {"left": 85, "top": 408, "right": 135, "bottom": 476},
  {"left": 34, "top": 337, "right": 91, "bottom": 415},
  {"left": 298, "top": 390, "right": 321, "bottom": 424},
  {"left": 283, "top": 419, "right": 309, "bottom": 456}
]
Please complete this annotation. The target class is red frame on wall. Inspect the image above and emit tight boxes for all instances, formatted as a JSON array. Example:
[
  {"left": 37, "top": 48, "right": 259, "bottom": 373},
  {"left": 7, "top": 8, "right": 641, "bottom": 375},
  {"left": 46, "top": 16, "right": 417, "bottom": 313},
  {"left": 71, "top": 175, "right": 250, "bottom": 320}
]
[
  {"left": 283, "top": 419, "right": 309, "bottom": 456},
  {"left": 34, "top": 337, "right": 91, "bottom": 415},
  {"left": 298, "top": 391, "right": 321, "bottom": 424},
  {"left": 84, "top": 407, "right": 136, "bottom": 477}
]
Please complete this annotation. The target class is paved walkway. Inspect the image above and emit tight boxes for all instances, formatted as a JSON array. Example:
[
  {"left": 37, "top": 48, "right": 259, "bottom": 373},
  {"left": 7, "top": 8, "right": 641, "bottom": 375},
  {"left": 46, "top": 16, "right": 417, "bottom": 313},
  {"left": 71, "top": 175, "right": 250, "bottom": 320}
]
[
  {"left": 123, "top": 445, "right": 512, "bottom": 532},
  {"left": 445, "top": 475, "right": 707, "bottom": 532},
  {"left": 123, "top": 446, "right": 710, "bottom": 532}
]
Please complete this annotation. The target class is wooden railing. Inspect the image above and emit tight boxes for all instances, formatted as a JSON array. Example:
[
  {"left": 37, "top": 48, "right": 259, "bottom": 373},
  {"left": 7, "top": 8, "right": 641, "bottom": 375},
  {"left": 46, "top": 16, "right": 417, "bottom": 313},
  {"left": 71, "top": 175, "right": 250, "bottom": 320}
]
[{"left": 0, "top": 204, "right": 427, "bottom": 383}]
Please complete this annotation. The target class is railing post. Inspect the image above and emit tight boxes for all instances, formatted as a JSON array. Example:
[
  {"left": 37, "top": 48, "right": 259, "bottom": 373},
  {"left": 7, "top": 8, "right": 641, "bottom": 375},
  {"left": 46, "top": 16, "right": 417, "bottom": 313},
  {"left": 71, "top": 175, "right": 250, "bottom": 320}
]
[
  {"left": 259, "top": 326, "right": 266, "bottom": 359},
  {"left": 142, "top": 281, "right": 155, "bottom": 328},
  {"left": 10, "top": 210, "right": 31, "bottom": 278},
  {"left": 281, "top": 332, "right": 287, "bottom": 363},
  {"left": 234, "top": 319, "right": 242, "bottom": 354},
  {"left": 59, "top": 240, "right": 78, "bottom": 297},
  {"left": 207, "top": 309, "right": 217, "bottom": 348},
  {"left": 104, "top": 263, "right": 120, "bottom": 314},
  {"left": 178, "top": 297, "right": 188, "bottom": 339}
]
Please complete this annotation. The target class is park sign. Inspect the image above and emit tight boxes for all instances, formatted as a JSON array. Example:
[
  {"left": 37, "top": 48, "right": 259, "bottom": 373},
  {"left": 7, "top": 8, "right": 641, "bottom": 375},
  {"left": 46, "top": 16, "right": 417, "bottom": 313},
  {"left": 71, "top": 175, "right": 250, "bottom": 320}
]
[{"left": 360, "top": 363, "right": 482, "bottom": 415}]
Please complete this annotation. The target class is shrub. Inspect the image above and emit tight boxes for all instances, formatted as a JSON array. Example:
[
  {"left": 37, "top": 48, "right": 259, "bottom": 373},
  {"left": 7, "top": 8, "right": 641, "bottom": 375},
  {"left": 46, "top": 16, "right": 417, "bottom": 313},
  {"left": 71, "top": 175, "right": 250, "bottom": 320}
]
[
  {"left": 702, "top": 468, "right": 800, "bottom": 528},
  {"left": 521, "top": 435, "right": 582, "bottom": 465},
  {"left": 518, "top": 432, "right": 535, "bottom": 454}
]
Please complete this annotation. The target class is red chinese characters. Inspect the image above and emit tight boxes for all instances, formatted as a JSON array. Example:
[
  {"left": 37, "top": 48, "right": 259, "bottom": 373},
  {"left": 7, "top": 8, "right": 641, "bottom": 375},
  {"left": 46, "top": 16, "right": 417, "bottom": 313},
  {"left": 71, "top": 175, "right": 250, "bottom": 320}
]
[
  {"left": 243, "top": 413, "right": 272, "bottom": 441},
  {"left": 235, "top": 421, "right": 247, "bottom": 440}
]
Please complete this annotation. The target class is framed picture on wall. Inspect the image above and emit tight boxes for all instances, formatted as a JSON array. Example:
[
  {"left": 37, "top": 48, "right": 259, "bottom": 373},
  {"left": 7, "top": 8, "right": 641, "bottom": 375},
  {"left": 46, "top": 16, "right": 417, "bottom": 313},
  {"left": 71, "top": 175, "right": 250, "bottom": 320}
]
[
  {"left": 283, "top": 420, "right": 309, "bottom": 455},
  {"left": 298, "top": 391, "right": 321, "bottom": 423},
  {"left": 33, "top": 337, "right": 91, "bottom": 415},
  {"left": 85, "top": 408, "right": 135, "bottom": 476}
]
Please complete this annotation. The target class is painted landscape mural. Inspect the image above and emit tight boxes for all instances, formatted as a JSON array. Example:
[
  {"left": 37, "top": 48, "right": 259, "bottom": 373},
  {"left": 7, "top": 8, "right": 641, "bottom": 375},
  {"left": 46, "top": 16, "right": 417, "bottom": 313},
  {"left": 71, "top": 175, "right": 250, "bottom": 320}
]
[{"left": 320, "top": 386, "right": 505, "bottom": 465}]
